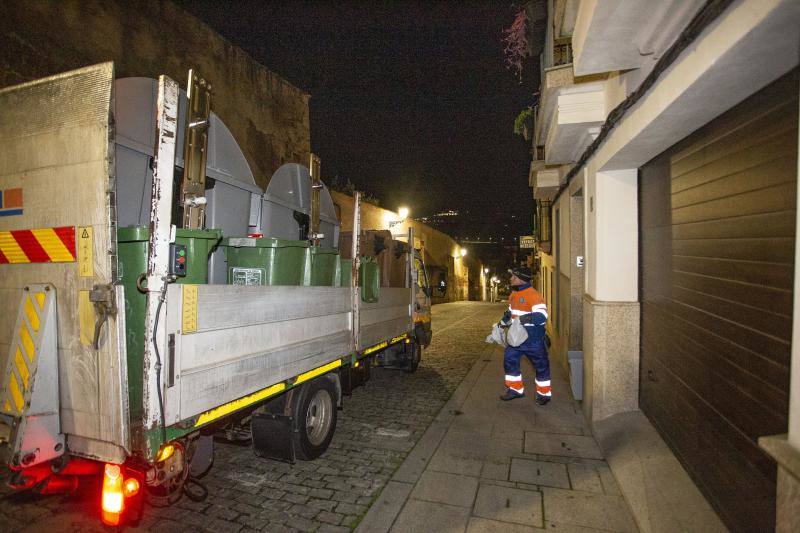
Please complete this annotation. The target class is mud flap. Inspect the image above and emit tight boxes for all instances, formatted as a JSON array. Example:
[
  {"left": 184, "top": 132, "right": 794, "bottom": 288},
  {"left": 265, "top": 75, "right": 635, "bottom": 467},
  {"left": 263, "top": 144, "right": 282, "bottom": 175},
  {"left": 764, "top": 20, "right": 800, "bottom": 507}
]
[
  {"left": 415, "top": 323, "right": 432, "bottom": 347},
  {"left": 251, "top": 412, "right": 295, "bottom": 463},
  {"left": 189, "top": 435, "right": 214, "bottom": 478},
  {"left": 340, "top": 359, "right": 371, "bottom": 397}
]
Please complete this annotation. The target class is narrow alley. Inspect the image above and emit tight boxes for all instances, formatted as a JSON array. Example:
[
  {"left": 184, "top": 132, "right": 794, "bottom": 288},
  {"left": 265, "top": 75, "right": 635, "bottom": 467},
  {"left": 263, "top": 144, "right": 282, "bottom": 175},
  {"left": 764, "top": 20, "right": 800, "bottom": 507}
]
[{"left": 1, "top": 1, "right": 799, "bottom": 531}]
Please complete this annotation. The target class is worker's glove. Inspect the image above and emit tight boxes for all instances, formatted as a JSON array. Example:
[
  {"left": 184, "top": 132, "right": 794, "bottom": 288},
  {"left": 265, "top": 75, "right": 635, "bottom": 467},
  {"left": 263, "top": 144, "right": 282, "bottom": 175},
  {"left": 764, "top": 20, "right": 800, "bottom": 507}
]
[
  {"left": 519, "top": 314, "right": 532, "bottom": 325},
  {"left": 500, "top": 310, "right": 511, "bottom": 326}
]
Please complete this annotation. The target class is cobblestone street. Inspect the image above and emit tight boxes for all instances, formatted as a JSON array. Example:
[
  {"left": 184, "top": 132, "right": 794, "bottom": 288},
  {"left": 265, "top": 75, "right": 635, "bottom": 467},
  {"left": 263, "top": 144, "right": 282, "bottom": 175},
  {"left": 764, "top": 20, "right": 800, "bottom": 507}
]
[{"left": 0, "top": 302, "right": 505, "bottom": 532}]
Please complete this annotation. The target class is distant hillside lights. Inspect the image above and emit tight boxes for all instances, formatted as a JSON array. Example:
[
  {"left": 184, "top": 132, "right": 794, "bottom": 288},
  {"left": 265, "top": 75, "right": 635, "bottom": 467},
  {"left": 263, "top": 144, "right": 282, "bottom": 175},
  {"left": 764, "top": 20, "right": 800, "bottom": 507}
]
[{"left": 417, "top": 209, "right": 459, "bottom": 224}]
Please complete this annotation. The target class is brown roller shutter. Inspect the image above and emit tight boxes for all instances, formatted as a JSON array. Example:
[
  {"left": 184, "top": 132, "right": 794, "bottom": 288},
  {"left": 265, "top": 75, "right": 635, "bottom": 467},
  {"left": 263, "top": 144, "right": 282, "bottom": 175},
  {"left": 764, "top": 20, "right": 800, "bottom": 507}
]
[{"left": 639, "top": 70, "right": 797, "bottom": 532}]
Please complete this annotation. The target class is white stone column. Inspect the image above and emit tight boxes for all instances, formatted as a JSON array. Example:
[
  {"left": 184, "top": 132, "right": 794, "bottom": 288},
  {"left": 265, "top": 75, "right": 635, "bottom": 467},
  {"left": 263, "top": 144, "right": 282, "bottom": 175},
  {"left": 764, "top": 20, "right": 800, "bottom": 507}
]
[{"left": 582, "top": 167, "right": 640, "bottom": 423}]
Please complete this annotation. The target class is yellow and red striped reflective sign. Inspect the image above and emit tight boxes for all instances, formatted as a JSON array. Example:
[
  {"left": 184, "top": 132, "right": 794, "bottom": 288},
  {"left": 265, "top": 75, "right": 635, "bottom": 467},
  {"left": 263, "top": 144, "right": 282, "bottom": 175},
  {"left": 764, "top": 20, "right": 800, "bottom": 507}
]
[{"left": 0, "top": 227, "right": 76, "bottom": 264}]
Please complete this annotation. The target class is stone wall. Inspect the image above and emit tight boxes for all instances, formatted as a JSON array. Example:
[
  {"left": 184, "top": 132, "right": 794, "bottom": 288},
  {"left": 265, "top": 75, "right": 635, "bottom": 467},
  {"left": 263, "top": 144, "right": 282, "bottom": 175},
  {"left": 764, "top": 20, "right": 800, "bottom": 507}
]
[{"left": 0, "top": 0, "right": 310, "bottom": 190}]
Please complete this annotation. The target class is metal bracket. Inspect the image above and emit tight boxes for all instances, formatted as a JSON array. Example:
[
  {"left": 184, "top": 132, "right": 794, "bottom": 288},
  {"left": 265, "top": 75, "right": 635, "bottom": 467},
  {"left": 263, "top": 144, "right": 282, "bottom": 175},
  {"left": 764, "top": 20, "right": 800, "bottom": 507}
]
[
  {"left": 351, "top": 192, "right": 361, "bottom": 352},
  {"left": 180, "top": 69, "right": 212, "bottom": 229},
  {"left": 0, "top": 285, "right": 65, "bottom": 467},
  {"left": 309, "top": 154, "right": 322, "bottom": 246},
  {"left": 89, "top": 283, "right": 117, "bottom": 349}
]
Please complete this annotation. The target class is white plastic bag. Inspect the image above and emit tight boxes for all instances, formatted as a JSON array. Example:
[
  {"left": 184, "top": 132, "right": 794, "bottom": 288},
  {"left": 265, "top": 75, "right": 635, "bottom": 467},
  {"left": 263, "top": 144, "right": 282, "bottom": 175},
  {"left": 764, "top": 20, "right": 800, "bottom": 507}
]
[
  {"left": 485, "top": 323, "right": 507, "bottom": 346},
  {"left": 506, "top": 318, "right": 529, "bottom": 347}
]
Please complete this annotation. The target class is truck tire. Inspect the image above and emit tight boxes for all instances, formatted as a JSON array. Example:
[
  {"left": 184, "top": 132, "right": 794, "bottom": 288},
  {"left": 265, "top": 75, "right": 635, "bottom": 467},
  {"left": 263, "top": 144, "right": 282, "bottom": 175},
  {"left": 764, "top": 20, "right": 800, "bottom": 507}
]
[
  {"left": 404, "top": 339, "right": 422, "bottom": 373},
  {"left": 292, "top": 377, "right": 338, "bottom": 460}
]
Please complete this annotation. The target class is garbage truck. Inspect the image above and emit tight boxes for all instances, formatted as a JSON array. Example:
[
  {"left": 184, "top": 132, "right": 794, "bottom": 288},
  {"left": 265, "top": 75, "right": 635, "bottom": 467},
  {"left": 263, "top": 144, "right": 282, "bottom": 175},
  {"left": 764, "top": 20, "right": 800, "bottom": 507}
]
[{"left": 0, "top": 63, "right": 432, "bottom": 526}]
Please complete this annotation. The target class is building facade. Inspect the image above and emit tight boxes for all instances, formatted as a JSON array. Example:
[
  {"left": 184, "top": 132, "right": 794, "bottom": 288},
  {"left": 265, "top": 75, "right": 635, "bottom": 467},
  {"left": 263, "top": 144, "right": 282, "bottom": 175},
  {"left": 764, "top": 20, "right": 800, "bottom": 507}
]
[
  {"left": 527, "top": 1, "right": 799, "bottom": 531},
  {"left": 331, "top": 191, "right": 483, "bottom": 304}
]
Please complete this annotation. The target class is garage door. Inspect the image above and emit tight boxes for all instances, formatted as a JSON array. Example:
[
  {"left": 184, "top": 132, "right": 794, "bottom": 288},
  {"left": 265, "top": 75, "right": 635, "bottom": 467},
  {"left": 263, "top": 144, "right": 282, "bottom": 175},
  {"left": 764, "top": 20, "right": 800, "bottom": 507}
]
[{"left": 639, "top": 70, "right": 797, "bottom": 532}]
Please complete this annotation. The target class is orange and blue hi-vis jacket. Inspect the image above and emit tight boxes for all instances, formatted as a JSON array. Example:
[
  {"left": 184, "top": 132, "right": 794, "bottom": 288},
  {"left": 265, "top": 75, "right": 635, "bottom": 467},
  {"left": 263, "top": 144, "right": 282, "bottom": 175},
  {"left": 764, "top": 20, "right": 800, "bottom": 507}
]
[{"left": 507, "top": 283, "right": 548, "bottom": 343}]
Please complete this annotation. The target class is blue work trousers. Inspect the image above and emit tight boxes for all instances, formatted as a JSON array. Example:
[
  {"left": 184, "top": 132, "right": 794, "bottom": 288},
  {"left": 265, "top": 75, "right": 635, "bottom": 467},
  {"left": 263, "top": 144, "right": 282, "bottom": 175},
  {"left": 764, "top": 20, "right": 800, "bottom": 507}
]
[{"left": 503, "top": 338, "right": 552, "bottom": 397}]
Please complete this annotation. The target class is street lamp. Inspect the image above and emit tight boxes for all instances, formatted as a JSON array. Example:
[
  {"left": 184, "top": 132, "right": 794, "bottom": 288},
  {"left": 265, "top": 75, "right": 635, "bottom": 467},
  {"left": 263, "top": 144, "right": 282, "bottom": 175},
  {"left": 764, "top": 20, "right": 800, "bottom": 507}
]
[
  {"left": 460, "top": 248, "right": 467, "bottom": 257},
  {"left": 484, "top": 267, "right": 489, "bottom": 274},
  {"left": 398, "top": 206, "right": 410, "bottom": 220}
]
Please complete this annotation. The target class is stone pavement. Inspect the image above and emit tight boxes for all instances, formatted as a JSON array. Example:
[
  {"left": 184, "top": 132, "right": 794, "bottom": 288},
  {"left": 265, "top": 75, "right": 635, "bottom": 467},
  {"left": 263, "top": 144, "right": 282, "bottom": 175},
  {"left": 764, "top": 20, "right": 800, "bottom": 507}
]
[
  {"left": 356, "top": 342, "right": 640, "bottom": 533},
  {"left": 0, "top": 302, "right": 506, "bottom": 532}
]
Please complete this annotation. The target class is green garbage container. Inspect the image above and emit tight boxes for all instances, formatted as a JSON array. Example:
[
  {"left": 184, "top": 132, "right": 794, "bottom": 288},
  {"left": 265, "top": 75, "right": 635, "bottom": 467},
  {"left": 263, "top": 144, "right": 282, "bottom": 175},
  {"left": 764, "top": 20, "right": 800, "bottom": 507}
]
[
  {"left": 117, "top": 226, "right": 222, "bottom": 422},
  {"left": 361, "top": 258, "right": 381, "bottom": 302},
  {"left": 340, "top": 259, "right": 353, "bottom": 287},
  {"left": 337, "top": 258, "right": 380, "bottom": 301},
  {"left": 309, "top": 246, "right": 340, "bottom": 286},
  {"left": 223, "top": 237, "right": 309, "bottom": 286}
]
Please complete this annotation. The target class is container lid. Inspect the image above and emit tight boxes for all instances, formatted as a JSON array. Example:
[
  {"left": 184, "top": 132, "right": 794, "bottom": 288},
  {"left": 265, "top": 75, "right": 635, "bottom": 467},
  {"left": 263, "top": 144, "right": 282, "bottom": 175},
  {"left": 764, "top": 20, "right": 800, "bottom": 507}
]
[
  {"left": 118, "top": 226, "right": 223, "bottom": 242},
  {"left": 117, "top": 226, "right": 150, "bottom": 242},
  {"left": 222, "top": 236, "right": 309, "bottom": 249}
]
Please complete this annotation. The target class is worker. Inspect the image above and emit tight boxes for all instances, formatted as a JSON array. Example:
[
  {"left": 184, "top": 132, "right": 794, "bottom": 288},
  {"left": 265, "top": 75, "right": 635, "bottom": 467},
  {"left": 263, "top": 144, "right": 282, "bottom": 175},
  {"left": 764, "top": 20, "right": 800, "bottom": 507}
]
[{"left": 499, "top": 267, "right": 551, "bottom": 405}]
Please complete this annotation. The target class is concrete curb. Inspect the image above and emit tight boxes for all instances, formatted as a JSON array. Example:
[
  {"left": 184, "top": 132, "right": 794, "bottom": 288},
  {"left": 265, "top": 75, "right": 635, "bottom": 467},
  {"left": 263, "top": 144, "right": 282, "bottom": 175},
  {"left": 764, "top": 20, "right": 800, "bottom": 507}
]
[{"left": 355, "top": 345, "right": 494, "bottom": 532}]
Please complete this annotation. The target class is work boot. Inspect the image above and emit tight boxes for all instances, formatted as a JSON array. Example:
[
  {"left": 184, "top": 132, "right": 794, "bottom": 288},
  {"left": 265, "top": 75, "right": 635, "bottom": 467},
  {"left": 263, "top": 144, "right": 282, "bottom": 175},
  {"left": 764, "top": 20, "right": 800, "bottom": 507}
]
[
  {"left": 500, "top": 389, "right": 525, "bottom": 401},
  {"left": 535, "top": 395, "right": 550, "bottom": 406}
]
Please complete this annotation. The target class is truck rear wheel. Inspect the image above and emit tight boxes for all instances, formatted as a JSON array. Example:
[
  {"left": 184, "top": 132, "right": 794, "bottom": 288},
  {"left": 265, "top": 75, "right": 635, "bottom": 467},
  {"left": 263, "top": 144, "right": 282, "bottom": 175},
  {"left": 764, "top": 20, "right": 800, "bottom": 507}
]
[{"left": 292, "top": 377, "right": 337, "bottom": 460}]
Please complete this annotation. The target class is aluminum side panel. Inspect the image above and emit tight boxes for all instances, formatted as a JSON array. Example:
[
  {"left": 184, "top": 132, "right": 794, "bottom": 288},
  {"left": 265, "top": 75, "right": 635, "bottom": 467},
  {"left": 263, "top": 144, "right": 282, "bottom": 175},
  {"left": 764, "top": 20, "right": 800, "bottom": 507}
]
[
  {"left": 163, "top": 285, "right": 352, "bottom": 422},
  {"left": 359, "top": 288, "right": 412, "bottom": 348}
]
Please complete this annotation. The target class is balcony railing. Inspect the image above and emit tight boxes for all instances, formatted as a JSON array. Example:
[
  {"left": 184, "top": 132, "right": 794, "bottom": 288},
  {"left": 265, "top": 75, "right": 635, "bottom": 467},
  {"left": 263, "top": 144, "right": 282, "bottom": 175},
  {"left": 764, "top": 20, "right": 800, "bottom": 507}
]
[{"left": 553, "top": 42, "right": 573, "bottom": 67}]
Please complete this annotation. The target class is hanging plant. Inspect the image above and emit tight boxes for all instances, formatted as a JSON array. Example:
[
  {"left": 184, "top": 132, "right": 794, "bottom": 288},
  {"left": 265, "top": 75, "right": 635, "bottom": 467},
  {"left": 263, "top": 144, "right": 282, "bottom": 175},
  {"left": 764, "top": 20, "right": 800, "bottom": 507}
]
[
  {"left": 502, "top": 8, "right": 528, "bottom": 80},
  {"left": 514, "top": 107, "right": 534, "bottom": 140}
]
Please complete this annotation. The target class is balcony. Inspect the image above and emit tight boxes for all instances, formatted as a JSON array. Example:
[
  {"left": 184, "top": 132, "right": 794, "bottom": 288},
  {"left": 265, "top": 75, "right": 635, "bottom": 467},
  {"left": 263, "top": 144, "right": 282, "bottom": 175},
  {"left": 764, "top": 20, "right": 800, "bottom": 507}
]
[
  {"left": 529, "top": 158, "right": 564, "bottom": 201},
  {"left": 535, "top": 63, "right": 606, "bottom": 166},
  {"left": 572, "top": 0, "right": 704, "bottom": 77}
]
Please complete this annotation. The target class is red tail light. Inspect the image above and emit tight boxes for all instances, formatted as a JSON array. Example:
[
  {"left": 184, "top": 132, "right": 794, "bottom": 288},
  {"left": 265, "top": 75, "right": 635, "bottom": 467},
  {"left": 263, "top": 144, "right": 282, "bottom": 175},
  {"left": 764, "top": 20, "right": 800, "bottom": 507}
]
[
  {"left": 123, "top": 477, "right": 140, "bottom": 498},
  {"left": 101, "top": 464, "right": 124, "bottom": 525}
]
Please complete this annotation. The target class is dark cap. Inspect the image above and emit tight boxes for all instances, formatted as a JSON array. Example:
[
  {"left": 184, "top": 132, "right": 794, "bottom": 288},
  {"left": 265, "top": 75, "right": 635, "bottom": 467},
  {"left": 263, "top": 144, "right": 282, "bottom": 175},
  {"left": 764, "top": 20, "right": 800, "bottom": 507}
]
[{"left": 508, "top": 267, "right": 532, "bottom": 283}]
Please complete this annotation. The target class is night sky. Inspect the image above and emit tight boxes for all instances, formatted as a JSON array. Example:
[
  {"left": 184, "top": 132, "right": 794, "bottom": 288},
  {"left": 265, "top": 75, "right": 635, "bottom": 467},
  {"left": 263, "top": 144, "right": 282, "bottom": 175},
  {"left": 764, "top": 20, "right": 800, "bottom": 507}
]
[{"left": 178, "top": 1, "right": 538, "bottom": 242}]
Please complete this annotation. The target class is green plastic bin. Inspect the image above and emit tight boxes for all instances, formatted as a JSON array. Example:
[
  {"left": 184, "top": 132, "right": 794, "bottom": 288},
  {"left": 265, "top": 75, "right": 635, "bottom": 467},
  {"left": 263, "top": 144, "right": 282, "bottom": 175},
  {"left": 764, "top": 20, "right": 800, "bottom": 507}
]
[
  {"left": 117, "top": 226, "right": 222, "bottom": 422},
  {"left": 340, "top": 259, "right": 353, "bottom": 287},
  {"left": 337, "top": 258, "right": 380, "bottom": 301},
  {"left": 223, "top": 237, "right": 309, "bottom": 286},
  {"left": 361, "top": 258, "right": 381, "bottom": 302},
  {"left": 309, "top": 247, "right": 340, "bottom": 286}
]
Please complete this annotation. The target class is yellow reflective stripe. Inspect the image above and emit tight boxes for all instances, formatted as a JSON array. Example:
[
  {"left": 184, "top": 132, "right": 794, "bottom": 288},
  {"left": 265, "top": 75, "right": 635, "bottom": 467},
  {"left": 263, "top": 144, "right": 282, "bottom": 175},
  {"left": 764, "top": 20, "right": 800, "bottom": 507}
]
[
  {"left": 390, "top": 333, "right": 408, "bottom": 344},
  {"left": 24, "top": 296, "right": 40, "bottom": 333},
  {"left": 0, "top": 231, "right": 28, "bottom": 263},
  {"left": 20, "top": 323, "right": 35, "bottom": 361},
  {"left": 295, "top": 359, "right": 342, "bottom": 385},
  {"left": 364, "top": 341, "right": 388, "bottom": 355},
  {"left": 194, "top": 382, "right": 286, "bottom": 428},
  {"left": 34, "top": 292, "right": 45, "bottom": 308},
  {"left": 9, "top": 374, "right": 24, "bottom": 412},
  {"left": 14, "top": 347, "right": 29, "bottom": 388},
  {"left": 20, "top": 323, "right": 35, "bottom": 363},
  {"left": 3, "top": 399, "right": 10, "bottom": 412},
  {"left": 30, "top": 228, "right": 74, "bottom": 262}
]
